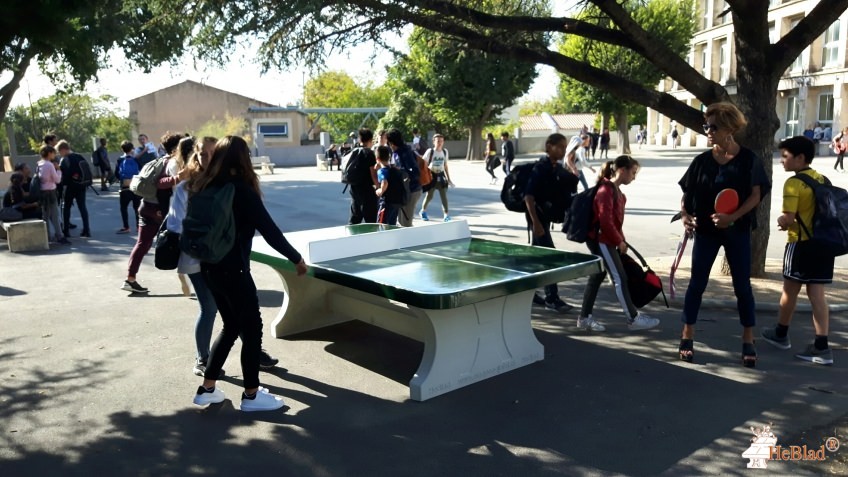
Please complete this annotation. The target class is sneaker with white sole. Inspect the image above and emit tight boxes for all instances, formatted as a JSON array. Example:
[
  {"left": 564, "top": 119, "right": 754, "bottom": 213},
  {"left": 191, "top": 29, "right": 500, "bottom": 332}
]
[
  {"left": 795, "top": 344, "right": 834, "bottom": 365},
  {"left": 192, "top": 385, "right": 226, "bottom": 406},
  {"left": 576, "top": 315, "right": 606, "bottom": 332},
  {"left": 240, "top": 388, "right": 285, "bottom": 412},
  {"left": 121, "top": 280, "right": 149, "bottom": 293},
  {"left": 628, "top": 313, "right": 660, "bottom": 331},
  {"left": 760, "top": 327, "right": 791, "bottom": 350},
  {"left": 259, "top": 349, "right": 279, "bottom": 369},
  {"left": 420, "top": 211, "right": 430, "bottom": 221}
]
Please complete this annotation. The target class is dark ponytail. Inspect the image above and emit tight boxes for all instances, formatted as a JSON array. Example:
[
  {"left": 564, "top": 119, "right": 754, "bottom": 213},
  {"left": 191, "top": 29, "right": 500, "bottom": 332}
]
[{"left": 597, "top": 155, "right": 639, "bottom": 184}]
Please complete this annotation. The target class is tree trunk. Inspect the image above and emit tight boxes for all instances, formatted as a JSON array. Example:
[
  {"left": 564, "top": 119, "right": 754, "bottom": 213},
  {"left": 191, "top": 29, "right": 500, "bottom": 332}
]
[
  {"left": 0, "top": 51, "right": 35, "bottom": 136},
  {"left": 732, "top": 9, "right": 781, "bottom": 279},
  {"left": 467, "top": 122, "right": 485, "bottom": 161},
  {"left": 614, "top": 109, "right": 630, "bottom": 155}
]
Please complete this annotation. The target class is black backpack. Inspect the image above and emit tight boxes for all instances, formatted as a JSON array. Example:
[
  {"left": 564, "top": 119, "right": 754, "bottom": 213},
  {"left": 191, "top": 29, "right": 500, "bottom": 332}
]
[
  {"left": 793, "top": 173, "right": 848, "bottom": 256},
  {"left": 501, "top": 160, "right": 576, "bottom": 222},
  {"left": 66, "top": 153, "right": 93, "bottom": 187},
  {"left": 500, "top": 162, "right": 536, "bottom": 213},
  {"left": 341, "top": 147, "right": 370, "bottom": 185},
  {"left": 563, "top": 185, "right": 599, "bottom": 243},
  {"left": 384, "top": 167, "right": 411, "bottom": 207}
]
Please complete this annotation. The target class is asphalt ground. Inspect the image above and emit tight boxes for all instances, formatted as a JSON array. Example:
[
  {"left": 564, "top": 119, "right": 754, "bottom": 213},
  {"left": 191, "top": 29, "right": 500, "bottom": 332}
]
[{"left": 1, "top": 145, "right": 846, "bottom": 476}]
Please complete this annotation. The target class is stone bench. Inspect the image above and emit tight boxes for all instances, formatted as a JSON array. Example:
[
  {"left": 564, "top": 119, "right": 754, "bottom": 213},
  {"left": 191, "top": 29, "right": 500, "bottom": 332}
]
[
  {"left": 1, "top": 219, "right": 50, "bottom": 252},
  {"left": 251, "top": 155, "right": 275, "bottom": 174},
  {"left": 250, "top": 220, "right": 602, "bottom": 401}
]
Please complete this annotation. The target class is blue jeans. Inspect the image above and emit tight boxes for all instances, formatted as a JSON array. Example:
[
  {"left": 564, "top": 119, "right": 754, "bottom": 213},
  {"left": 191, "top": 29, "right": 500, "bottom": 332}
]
[
  {"left": 188, "top": 272, "right": 218, "bottom": 361},
  {"left": 682, "top": 228, "right": 756, "bottom": 327},
  {"left": 578, "top": 171, "right": 589, "bottom": 191}
]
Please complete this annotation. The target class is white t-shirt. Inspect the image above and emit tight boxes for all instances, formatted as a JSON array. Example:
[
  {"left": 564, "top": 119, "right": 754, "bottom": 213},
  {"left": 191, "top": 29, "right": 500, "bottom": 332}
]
[{"left": 426, "top": 148, "right": 448, "bottom": 173}]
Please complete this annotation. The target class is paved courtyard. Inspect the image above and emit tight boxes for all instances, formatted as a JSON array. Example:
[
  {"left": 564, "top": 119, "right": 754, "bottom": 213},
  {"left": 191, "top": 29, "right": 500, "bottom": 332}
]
[{"left": 1, "top": 145, "right": 846, "bottom": 476}]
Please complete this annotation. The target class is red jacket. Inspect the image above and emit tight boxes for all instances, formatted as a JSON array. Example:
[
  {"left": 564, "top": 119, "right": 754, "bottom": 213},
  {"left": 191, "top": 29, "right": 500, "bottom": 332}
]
[{"left": 588, "top": 179, "right": 626, "bottom": 246}]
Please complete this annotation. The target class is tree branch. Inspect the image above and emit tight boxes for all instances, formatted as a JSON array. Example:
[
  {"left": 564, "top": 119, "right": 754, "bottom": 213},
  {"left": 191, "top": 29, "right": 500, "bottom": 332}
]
[
  {"left": 591, "top": 0, "right": 730, "bottom": 105},
  {"left": 770, "top": 0, "right": 848, "bottom": 73},
  {"left": 411, "top": 0, "right": 636, "bottom": 49},
  {"left": 0, "top": 48, "right": 36, "bottom": 126}
]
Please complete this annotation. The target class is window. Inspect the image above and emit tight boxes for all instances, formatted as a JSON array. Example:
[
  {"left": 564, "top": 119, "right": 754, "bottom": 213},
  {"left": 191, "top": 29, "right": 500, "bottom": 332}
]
[
  {"left": 257, "top": 123, "right": 289, "bottom": 138},
  {"left": 718, "top": 39, "right": 730, "bottom": 82},
  {"left": 822, "top": 20, "right": 840, "bottom": 68},
  {"left": 785, "top": 96, "right": 799, "bottom": 138},
  {"left": 818, "top": 94, "right": 834, "bottom": 129},
  {"left": 790, "top": 18, "right": 806, "bottom": 71}
]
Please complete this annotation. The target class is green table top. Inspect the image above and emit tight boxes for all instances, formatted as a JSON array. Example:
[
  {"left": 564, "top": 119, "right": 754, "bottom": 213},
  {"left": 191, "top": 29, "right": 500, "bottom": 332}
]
[{"left": 251, "top": 226, "right": 601, "bottom": 309}]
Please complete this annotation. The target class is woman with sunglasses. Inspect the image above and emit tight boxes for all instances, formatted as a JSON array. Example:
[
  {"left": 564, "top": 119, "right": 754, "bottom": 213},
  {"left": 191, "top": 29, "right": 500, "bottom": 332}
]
[{"left": 676, "top": 102, "right": 771, "bottom": 367}]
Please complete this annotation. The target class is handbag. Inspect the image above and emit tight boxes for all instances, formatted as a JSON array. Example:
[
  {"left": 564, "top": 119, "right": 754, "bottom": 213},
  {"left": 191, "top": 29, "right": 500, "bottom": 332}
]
[
  {"left": 622, "top": 244, "right": 668, "bottom": 308},
  {"left": 0, "top": 206, "right": 23, "bottom": 222},
  {"left": 154, "top": 221, "right": 181, "bottom": 270}
]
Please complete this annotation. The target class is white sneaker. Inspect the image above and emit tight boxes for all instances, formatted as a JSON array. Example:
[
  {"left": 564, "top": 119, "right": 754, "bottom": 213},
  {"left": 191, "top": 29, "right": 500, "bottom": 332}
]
[
  {"left": 192, "top": 385, "right": 226, "bottom": 406},
  {"left": 240, "top": 388, "right": 285, "bottom": 412},
  {"left": 576, "top": 315, "right": 606, "bottom": 331},
  {"left": 628, "top": 313, "right": 660, "bottom": 331}
]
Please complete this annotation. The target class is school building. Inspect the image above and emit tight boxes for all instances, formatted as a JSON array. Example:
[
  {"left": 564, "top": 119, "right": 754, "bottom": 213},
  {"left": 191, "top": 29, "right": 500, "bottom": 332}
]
[{"left": 647, "top": 0, "right": 848, "bottom": 152}]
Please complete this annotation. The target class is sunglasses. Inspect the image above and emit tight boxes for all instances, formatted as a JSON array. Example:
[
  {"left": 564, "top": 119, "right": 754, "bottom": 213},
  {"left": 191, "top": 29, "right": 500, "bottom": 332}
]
[{"left": 703, "top": 123, "right": 719, "bottom": 133}]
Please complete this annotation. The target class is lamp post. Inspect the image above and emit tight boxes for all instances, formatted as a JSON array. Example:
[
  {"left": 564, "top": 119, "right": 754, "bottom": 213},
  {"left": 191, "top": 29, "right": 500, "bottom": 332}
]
[{"left": 795, "top": 70, "right": 812, "bottom": 137}]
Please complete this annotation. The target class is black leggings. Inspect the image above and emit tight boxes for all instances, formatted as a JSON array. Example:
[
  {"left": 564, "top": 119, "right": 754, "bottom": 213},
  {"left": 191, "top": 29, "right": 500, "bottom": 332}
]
[
  {"left": 202, "top": 268, "right": 264, "bottom": 388},
  {"left": 485, "top": 157, "right": 498, "bottom": 179},
  {"left": 835, "top": 154, "right": 845, "bottom": 171},
  {"left": 119, "top": 189, "right": 141, "bottom": 229},
  {"left": 63, "top": 185, "right": 90, "bottom": 233}
]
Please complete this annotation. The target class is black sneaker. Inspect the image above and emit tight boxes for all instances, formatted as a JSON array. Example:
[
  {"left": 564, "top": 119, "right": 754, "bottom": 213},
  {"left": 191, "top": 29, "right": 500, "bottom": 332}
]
[
  {"left": 69, "top": 223, "right": 78, "bottom": 229},
  {"left": 121, "top": 280, "right": 149, "bottom": 293},
  {"left": 192, "top": 359, "right": 225, "bottom": 378},
  {"left": 545, "top": 297, "right": 574, "bottom": 313},
  {"left": 58, "top": 238, "right": 72, "bottom": 245},
  {"left": 532, "top": 293, "right": 546, "bottom": 306},
  {"left": 795, "top": 344, "right": 834, "bottom": 366},
  {"left": 259, "top": 349, "right": 279, "bottom": 369},
  {"left": 760, "top": 327, "right": 791, "bottom": 350},
  {"left": 80, "top": 231, "right": 91, "bottom": 238}
]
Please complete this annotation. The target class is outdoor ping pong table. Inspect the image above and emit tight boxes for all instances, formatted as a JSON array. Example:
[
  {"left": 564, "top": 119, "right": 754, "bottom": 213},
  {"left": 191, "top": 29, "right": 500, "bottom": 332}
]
[{"left": 251, "top": 220, "right": 602, "bottom": 401}]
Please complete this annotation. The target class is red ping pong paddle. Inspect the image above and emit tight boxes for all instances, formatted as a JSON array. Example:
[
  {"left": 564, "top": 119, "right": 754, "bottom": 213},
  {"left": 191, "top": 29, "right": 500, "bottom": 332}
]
[{"left": 714, "top": 188, "right": 739, "bottom": 214}]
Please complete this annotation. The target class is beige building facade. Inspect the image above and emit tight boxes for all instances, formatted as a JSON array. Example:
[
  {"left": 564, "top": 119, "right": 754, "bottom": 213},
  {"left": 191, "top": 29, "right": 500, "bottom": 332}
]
[
  {"left": 129, "top": 80, "right": 277, "bottom": 140},
  {"left": 648, "top": 0, "right": 848, "bottom": 151}
]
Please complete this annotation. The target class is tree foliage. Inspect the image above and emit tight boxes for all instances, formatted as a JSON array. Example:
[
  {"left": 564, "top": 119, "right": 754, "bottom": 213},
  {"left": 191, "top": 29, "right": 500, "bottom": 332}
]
[
  {"left": 559, "top": 0, "right": 695, "bottom": 152},
  {"left": 194, "top": 113, "right": 251, "bottom": 144},
  {"left": 6, "top": 91, "right": 132, "bottom": 154},
  {"left": 382, "top": 0, "right": 542, "bottom": 159},
  {"left": 0, "top": 0, "right": 190, "bottom": 131},
  {"left": 303, "top": 71, "right": 390, "bottom": 143}
]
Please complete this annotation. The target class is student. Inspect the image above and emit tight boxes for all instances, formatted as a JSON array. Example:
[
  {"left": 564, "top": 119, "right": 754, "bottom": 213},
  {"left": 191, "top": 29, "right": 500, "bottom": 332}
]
[
  {"left": 676, "top": 102, "right": 771, "bottom": 367},
  {"left": 565, "top": 134, "right": 597, "bottom": 191},
  {"left": 347, "top": 128, "right": 379, "bottom": 224},
  {"left": 761, "top": 136, "right": 834, "bottom": 365},
  {"left": 2, "top": 172, "right": 42, "bottom": 220},
  {"left": 375, "top": 145, "right": 400, "bottom": 226},
  {"left": 501, "top": 131, "right": 515, "bottom": 174},
  {"left": 386, "top": 129, "right": 422, "bottom": 227},
  {"left": 190, "top": 136, "right": 308, "bottom": 412},
  {"left": 419, "top": 134, "right": 453, "bottom": 222},
  {"left": 524, "top": 133, "right": 578, "bottom": 313},
  {"left": 37, "top": 145, "right": 70, "bottom": 244},
  {"left": 484, "top": 132, "right": 499, "bottom": 184},
  {"left": 122, "top": 133, "right": 183, "bottom": 293},
  {"left": 326, "top": 144, "right": 340, "bottom": 171},
  {"left": 116, "top": 141, "right": 141, "bottom": 234},
  {"left": 575, "top": 156, "right": 659, "bottom": 332},
  {"left": 94, "top": 138, "right": 112, "bottom": 191},
  {"left": 57, "top": 140, "right": 91, "bottom": 238}
]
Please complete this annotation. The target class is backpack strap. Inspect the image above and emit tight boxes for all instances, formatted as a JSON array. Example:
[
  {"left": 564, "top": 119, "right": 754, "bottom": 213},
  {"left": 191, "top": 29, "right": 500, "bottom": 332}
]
[{"left": 791, "top": 172, "right": 827, "bottom": 240}]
